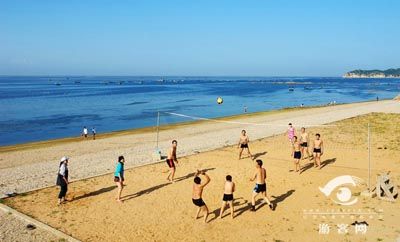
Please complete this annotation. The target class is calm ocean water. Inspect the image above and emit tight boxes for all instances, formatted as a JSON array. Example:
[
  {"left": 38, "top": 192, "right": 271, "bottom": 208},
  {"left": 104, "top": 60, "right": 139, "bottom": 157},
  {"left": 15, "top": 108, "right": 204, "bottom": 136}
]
[{"left": 0, "top": 76, "right": 399, "bottom": 146}]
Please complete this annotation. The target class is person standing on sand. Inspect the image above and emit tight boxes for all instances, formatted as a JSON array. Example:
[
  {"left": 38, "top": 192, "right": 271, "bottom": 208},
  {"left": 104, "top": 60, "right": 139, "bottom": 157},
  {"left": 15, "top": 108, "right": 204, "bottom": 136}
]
[
  {"left": 250, "top": 159, "right": 274, "bottom": 211},
  {"left": 291, "top": 136, "right": 301, "bottom": 173},
  {"left": 219, "top": 175, "right": 235, "bottom": 219},
  {"left": 192, "top": 170, "right": 211, "bottom": 223},
  {"left": 82, "top": 126, "right": 88, "bottom": 138},
  {"left": 299, "top": 127, "right": 311, "bottom": 160},
  {"left": 166, "top": 140, "right": 179, "bottom": 182},
  {"left": 287, "top": 123, "right": 295, "bottom": 144},
  {"left": 114, "top": 156, "right": 125, "bottom": 202},
  {"left": 92, "top": 127, "right": 96, "bottom": 140},
  {"left": 238, "top": 130, "right": 253, "bottom": 160},
  {"left": 313, "top": 134, "right": 324, "bottom": 168},
  {"left": 56, "top": 156, "right": 69, "bottom": 205}
]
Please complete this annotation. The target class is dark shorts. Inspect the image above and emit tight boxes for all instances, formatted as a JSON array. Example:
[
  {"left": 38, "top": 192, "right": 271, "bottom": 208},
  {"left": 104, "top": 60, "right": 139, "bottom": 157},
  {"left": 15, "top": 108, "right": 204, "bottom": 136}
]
[
  {"left": 253, "top": 183, "right": 267, "bottom": 193},
  {"left": 240, "top": 143, "right": 249, "bottom": 148},
  {"left": 301, "top": 142, "right": 308, "bottom": 147},
  {"left": 314, "top": 148, "right": 321, "bottom": 153},
  {"left": 223, "top": 194, "right": 234, "bottom": 201},
  {"left": 166, "top": 159, "right": 175, "bottom": 168},
  {"left": 114, "top": 176, "right": 124, "bottom": 182},
  {"left": 192, "top": 198, "right": 206, "bottom": 207},
  {"left": 294, "top": 151, "right": 301, "bottom": 159}
]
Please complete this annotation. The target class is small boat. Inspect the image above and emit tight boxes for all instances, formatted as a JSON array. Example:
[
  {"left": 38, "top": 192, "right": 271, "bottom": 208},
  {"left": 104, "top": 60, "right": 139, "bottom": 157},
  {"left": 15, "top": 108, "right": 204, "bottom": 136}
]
[
  {"left": 54, "top": 82, "right": 61, "bottom": 86},
  {"left": 289, "top": 87, "right": 294, "bottom": 92}
]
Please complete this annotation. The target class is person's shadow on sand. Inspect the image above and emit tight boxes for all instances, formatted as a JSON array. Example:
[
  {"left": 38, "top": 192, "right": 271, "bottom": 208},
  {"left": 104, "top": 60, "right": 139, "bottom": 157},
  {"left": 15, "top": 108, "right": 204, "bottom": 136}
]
[
  {"left": 121, "top": 168, "right": 216, "bottom": 202},
  {"left": 72, "top": 186, "right": 116, "bottom": 201},
  {"left": 208, "top": 197, "right": 248, "bottom": 222},
  {"left": 231, "top": 189, "right": 296, "bottom": 217},
  {"left": 252, "top": 151, "right": 268, "bottom": 160},
  {"left": 300, "top": 158, "right": 336, "bottom": 174}
]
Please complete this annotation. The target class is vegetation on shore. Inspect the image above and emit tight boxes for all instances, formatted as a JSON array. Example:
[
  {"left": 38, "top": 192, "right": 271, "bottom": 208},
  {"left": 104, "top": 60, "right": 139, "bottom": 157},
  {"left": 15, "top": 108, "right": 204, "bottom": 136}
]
[{"left": 343, "top": 68, "right": 400, "bottom": 78}]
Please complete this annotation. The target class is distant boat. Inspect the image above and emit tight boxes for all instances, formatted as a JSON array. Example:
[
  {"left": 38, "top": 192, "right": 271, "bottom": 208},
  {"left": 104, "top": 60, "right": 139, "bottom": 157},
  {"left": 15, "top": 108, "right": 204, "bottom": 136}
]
[
  {"left": 54, "top": 82, "right": 61, "bottom": 86},
  {"left": 74, "top": 81, "right": 81, "bottom": 84},
  {"left": 289, "top": 87, "right": 294, "bottom": 92},
  {"left": 304, "top": 86, "right": 312, "bottom": 90}
]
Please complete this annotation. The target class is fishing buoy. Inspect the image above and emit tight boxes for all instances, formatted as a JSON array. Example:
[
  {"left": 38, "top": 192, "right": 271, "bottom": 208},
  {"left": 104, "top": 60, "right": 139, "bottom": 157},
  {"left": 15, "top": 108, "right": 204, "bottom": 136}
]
[{"left": 217, "top": 97, "right": 223, "bottom": 104}]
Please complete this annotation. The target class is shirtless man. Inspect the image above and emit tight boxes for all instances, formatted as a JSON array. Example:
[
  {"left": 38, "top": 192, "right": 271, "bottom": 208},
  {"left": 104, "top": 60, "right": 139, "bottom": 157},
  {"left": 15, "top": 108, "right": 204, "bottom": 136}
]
[
  {"left": 219, "top": 175, "right": 235, "bottom": 219},
  {"left": 238, "top": 130, "right": 253, "bottom": 160},
  {"left": 250, "top": 159, "right": 274, "bottom": 211},
  {"left": 292, "top": 136, "right": 301, "bottom": 173},
  {"left": 166, "top": 140, "right": 178, "bottom": 182},
  {"left": 313, "top": 134, "right": 324, "bottom": 168},
  {"left": 192, "top": 170, "right": 211, "bottom": 223},
  {"left": 299, "top": 127, "right": 311, "bottom": 160}
]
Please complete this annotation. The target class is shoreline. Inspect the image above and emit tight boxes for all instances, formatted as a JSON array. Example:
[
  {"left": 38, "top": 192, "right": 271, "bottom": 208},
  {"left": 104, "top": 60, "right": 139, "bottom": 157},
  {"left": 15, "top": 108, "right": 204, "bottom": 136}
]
[
  {"left": 0, "top": 99, "right": 399, "bottom": 197},
  {"left": 0, "top": 99, "right": 389, "bottom": 153}
]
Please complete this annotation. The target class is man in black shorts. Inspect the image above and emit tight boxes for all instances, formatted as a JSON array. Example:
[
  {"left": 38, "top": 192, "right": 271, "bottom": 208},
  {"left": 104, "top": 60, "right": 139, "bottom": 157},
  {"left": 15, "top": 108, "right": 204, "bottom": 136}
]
[
  {"left": 166, "top": 140, "right": 178, "bottom": 182},
  {"left": 250, "top": 160, "right": 274, "bottom": 211},
  {"left": 313, "top": 134, "right": 324, "bottom": 168},
  {"left": 219, "top": 175, "right": 235, "bottom": 219},
  {"left": 238, "top": 130, "right": 253, "bottom": 160},
  {"left": 292, "top": 136, "right": 301, "bottom": 173},
  {"left": 192, "top": 170, "right": 211, "bottom": 223},
  {"left": 299, "top": 127, "right": 311, "bottom": 160}
]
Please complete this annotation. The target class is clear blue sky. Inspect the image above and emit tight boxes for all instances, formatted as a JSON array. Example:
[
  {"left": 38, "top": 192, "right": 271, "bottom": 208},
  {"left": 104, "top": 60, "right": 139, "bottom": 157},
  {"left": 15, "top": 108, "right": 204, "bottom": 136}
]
[{"left": 1, "top": 0, "right": 399, "bottom": 76}]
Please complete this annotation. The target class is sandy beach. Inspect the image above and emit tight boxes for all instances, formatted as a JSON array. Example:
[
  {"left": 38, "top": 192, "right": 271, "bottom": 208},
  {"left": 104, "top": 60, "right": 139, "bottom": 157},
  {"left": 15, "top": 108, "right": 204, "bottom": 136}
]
[
  {"left": 0, "top": 100, "right": 399, "bottom": 241},
  {"left": 0, "top": 100, "right": 399, "bottom": 197},
  {"left": 2, "top": 108, "right": 400, "bottom": 241}
]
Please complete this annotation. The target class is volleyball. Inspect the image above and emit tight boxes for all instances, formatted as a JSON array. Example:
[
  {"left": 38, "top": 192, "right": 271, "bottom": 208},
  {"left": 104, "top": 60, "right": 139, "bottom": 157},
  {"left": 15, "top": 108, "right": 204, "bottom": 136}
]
[{"left": 217, "top": 97, "right": 223, "bottom": 104}]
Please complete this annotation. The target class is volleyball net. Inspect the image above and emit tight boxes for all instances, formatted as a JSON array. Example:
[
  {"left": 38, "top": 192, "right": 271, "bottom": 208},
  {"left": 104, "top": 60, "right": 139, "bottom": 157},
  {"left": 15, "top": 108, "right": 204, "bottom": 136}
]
[{"left": 153, "top": 111, "right": 381, "bottom": 190}]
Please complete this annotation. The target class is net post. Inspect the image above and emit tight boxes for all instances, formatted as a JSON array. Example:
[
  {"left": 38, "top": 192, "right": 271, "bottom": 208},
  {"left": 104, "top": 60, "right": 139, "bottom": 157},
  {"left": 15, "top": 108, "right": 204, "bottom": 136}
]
[
  {"left": 368, "top": 122, "right": 371, "bottom": 192},
  {"left": 156, "top": 111, "right": 160, "bottom": 150}
]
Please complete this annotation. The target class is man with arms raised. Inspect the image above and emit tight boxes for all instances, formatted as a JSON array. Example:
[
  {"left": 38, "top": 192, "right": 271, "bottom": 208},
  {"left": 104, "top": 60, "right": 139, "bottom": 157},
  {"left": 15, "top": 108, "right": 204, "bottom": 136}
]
[{"left": 192, "top": 170, "right": 211, "bottom": 223}]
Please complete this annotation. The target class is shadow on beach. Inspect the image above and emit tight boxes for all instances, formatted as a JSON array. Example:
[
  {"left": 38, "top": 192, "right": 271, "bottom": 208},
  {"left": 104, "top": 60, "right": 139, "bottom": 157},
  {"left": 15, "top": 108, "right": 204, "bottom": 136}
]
[
  {"left": 208, "top": 197, "right": 248, "bottom": 222},
  {"left": 121, "top": 168, "right": 215, "bottom": 202},
  {"left": 300, "top": 158, "right": 336, "bottom": 174},
  {"left": 253, "top": 151, "right": 268, "bottom": 160},
  {"left": 72, "top": 185, "right": 116, "bottom": 201}
]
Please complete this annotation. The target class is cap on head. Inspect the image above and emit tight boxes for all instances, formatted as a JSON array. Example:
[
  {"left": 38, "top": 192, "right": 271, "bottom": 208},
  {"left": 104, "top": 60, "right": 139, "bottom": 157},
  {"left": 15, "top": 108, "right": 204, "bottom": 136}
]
[
  {"left": 60, "top": 156, "right": 69, "bottom": 162},
  {"left": 226, "top": 175, "right": 232, "bottom": 181},
  {"left": 256, "top": 159, "right": 263, "bottom": 167},
  {"left": 194, "top": 176, "right": 201, "bottom": 184}
]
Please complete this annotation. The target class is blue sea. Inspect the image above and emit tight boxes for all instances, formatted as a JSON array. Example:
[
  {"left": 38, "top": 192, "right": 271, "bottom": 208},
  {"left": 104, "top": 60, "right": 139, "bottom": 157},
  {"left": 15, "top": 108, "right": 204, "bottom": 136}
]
[{"left": 0, "top": 76, "right": 399, "bottom": 146}]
